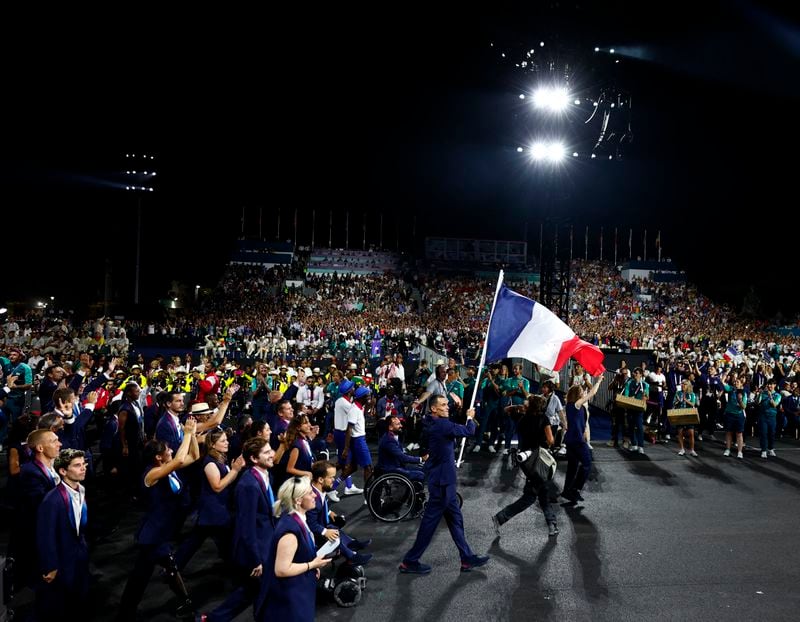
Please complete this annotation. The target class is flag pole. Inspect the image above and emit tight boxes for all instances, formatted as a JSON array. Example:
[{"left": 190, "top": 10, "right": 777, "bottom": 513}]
[{"left": 456, "top": 269, "right": 505, "bottom": 467}]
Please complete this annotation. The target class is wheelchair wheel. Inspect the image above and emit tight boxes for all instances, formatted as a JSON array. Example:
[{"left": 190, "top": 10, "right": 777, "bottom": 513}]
[{"left": 367, "top": 473, "right": 416, "bottom": 522}]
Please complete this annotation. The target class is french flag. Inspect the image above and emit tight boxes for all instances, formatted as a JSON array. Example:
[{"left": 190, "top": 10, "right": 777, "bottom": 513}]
[
  {"left": 723, "top": 345, "right": 739, "bottom": 362},
  {"left": 485, "top": 285, "right": 605, "bottom": 375}
]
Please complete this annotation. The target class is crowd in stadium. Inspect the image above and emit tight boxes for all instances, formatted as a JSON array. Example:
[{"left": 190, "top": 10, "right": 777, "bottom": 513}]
[{"left": 1, "top": 254, "right": 799, "bottom": 619}]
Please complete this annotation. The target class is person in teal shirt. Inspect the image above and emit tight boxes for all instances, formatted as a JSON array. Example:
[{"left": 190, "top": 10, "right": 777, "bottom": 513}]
[
  {"left": 501, "top": 365, "right": 530, "bottom": 455},
  {"left": 623, "top": 368, "right": 650, "bottom": 454},
  {"left": 721, "top": 373, "right": 747, "bottom": 459},
  {"left": 672, "top": 380, "right": 698, "bottom": 457},
  {"left": 445, "top": 368, "right": 464, "bottom": 419},
  {"left": 757, "top": 379, "right": 781, "bottom": 459}
]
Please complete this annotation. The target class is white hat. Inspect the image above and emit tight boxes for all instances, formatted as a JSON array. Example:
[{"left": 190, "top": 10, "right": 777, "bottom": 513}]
[
  {"left": 189, "top": 402, "right": 213, "bottom": 415},
  {"left": 313, "top": 367, "right": 321, "bottom": 374},
  {"left": 349, "top": 363, "right": 357, "bottom": 370},
  {"left": 304, "top": 367, "right": 313, "bottom": 377}
]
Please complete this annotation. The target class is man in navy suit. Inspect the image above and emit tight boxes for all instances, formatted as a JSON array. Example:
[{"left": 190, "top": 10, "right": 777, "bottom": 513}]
[
  {"left": 16, "top": 428, "right": 62, "bottom": 588},
  {"left": 308, "top": 460, "right": 372, "bottom": 565},
  {"left": 399, "top": 396, "right": 489, "bottom": 575},
  {"left": 378, "top": 416, "right": 425, "bottom": 481},
  {"left": 155, "top": 392, "right": 186, "bottom": 452},
  {"left": 36, "top": 448, "right": 89, "bottom": 619},
  {"left": 200, "top": 436, "right": 276, "bottom": 622}
]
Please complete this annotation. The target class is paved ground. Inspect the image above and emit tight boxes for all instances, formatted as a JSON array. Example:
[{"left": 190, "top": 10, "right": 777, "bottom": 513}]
[{"left": 5, "top": 433, "right": 800, "bottom": 621}]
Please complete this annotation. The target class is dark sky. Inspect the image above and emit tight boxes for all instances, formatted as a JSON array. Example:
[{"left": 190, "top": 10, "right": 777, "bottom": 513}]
[{"left": 3, "top": 2, "right": 800, "bottom": 316}]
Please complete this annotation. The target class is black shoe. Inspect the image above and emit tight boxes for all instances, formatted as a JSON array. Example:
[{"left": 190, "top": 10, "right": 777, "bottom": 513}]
[
  {"left": 574, "top": 491, "right": 585, "bottom": 502},
  {"left": 560, "top": 489, "right": 577, "bottom": 502},
  {"left": 350, "top": 552, "right": 373, "bottom": 565},
  {"left": 460, "top": 554, "right": 490, "bottom": 572},
  {"left": 548, "top": 523, "right": 559, "bottom": 537},
  {"left": 350, "top": 538, "right": 372, "bottom": 551},
  {"left": 399, "top": 560, "right": 432, "bottom": 575}
]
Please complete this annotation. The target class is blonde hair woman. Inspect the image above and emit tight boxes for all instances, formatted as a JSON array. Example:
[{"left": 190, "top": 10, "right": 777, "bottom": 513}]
[{"left": 255, "top": 476, "right": 331, "bottom": 622}]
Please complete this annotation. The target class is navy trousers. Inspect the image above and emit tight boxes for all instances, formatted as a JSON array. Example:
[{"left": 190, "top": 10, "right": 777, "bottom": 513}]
[{"left": 403, "top": 483, "right": 474, "bottom": 563}]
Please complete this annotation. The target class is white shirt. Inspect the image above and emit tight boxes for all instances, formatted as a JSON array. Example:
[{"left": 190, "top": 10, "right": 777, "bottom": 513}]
[
  {"left": 347, "top": 402, "right": 366, "bottom": 438},
  {"left": 64, "top": 482, "right": 86, "bottom": 534},
  {"left": 334, "top": 396, "right": 354, "bottom": 431}
]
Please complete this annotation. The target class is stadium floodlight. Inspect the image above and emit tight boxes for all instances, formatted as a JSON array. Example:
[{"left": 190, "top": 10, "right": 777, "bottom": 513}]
[
  {"left": 547, "top": 142, "right": 566, "bottom": 162},
  {"left": 529, "top": 141, "right": 567, "bottom": 163},
  {"left": 609, "top": 48, "right": 615, "bottom": 54},
  {"left": 516, "top": 147, "right": 524, "bottom": 153},
  {"left": 530, "top": 142, "right": 548, "bottom": 161},
  {"left": 533, "top": 86, "right": 569, "bottom": 112}
]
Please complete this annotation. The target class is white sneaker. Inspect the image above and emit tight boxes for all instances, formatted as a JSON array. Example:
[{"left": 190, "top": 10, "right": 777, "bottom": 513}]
[
  {"left": 737, "top": 451, "right": 743, "bottom": 459},
  {"left": 327, "top": 490, "right": 341, "bottom": 503},
  {"left": 723, "top": 449, "right": 731, "bottom": 457},
  {"left": 768, "top": 449, "right": 776, "bottom": 457},
  {"left": 665, "top": 434, "right": 671, "bottom": 441},
  {"left": 677, "top": 449, "right": 685, "bottom": 456},
  {"left": 344, "top": 485, "right": 364, "bottom": 495},
  {"left": 689, "top": 450, "right": 698, "bottom": 457},
  {"left": 638, "top": 447, "right": 645, "bottom": 455},
  {"left": 488, "top": 445, "right": 496, "bottom": 454},
  {"left": 472, "top": 444, "right": 481, "bottom": 453},
  {"left": 502, "top": 448, "right": 509, "bottom": 455},
  {"left": 629, "top": 445, "right": 639, "bottom": 452},
  {"left": 557, "top": 447, "right": 567, "bottom": 456},
  {"left": 761, "top": 451, "right": 767, "bottom": 459}
]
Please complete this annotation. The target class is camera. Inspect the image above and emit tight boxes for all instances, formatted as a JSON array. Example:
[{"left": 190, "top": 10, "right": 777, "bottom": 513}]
[{"left": 516, "top": 450, "right": 533, "bottom": 463}]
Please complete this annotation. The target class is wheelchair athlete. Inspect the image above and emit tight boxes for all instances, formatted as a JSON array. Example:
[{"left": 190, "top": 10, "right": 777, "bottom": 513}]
[{"left": 377, "top": 415, "right": 427, "bottom": 481}]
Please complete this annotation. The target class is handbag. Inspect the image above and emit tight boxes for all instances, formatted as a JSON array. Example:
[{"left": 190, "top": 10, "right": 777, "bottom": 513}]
[{"left": 518, "top": 446, "right": 557, "bottom": 484}]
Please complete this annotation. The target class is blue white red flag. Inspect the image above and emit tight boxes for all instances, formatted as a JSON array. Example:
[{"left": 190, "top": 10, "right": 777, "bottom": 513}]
[{"left": 485, "top": 285, "right": 605, "bottom": 375}]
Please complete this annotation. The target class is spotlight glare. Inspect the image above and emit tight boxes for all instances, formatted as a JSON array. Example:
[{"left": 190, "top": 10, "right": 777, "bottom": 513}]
[
  {"left": 547, "top": 142, "right": 565, "bottom": 162},
  {"left": 149, "top": 187, "right": 154, "bottom": 191},
  {"left": 594, "top": 47, "right": 600, "bottom": 52},
  {"left": 574, "top": 99, "right": 581, "bottom": 105},
  {"left": 539, "top": 41, "right": 544, "bottom": 47},
  {"left": 591, "top": 153, "right": 597, "bottom": 159},
  {"left": 530, "top": 142, "right": 547, "bottom": 161},
  {"left": 516, "top": 147, "right": 524, "bottom": 153},
  {"left": 573, "top": 152, "right": 579, "bottom": 157},
  {"left": 519, "top": 93, "right": 525, "bottom": 99},
  {"left": 533, "top": 86, "right": 569, "bottom": 112},
  {"left": 609, "top": 48, "right": 615, "bottom": 54}
]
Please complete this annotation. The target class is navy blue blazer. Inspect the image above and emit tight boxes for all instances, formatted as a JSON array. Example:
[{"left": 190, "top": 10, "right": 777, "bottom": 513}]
[
  {"left": 378, "top": 431, "right": 423, "bottom": 472},
  {"left": 36, "top": 483, "right": 89, "bottom": 592},
  {"left": 306, "top": 487, "right": 331, "bottom": 539},
  {"left": 136, "top": 467, "right": 190, "bottom": 548},
  {"left": 423, "top": 415, "right": 475, "bottom": 486},
  {"left": 257, "top": 513, "right": 317, "bottom": 622},
  {"left": 197, "top": 456, "right": 233, "bottom": 527},
  {"left": 232, "top": 468, "right": 276, "bottom": 571},
  {"left": 155, "top": 413, "right": 184, "bottom": 452},
  {"left": 19, "top": 460, "right": 58, "bottom": 520}
]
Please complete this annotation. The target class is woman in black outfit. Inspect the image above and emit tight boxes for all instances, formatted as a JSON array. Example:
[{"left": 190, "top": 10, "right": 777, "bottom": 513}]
[{"left": 491, "top": 395, "right": 559, "bottom": 537}]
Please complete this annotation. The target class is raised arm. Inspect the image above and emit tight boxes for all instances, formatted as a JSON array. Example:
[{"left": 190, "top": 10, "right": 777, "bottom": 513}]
[{"left": 575, "top": 376, "right": 604, "bottom": 410}]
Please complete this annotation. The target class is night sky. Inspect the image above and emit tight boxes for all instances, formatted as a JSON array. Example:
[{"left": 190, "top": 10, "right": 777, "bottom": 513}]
[{"left": 3, "top": 2, "right": 799, "bottom": 317}]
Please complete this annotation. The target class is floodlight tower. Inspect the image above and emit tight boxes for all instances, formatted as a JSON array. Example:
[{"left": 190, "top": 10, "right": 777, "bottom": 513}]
[{"left": 123, "top": 153, "right": 158, "bottom": 304}]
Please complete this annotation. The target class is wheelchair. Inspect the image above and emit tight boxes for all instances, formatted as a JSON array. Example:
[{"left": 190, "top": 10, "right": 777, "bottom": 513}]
[{"left": 365, "top": 470, "right": 462, "bottom": 523}]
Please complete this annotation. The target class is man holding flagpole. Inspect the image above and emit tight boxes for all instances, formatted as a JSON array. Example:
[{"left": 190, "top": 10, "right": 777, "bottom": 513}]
[{"left": 399, "top": 397, "right": 490, "bottom": 575}]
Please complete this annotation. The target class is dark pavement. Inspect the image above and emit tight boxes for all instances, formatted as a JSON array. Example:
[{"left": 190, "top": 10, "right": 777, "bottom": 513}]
[{"left": 5, "top": 434, "right": 800, "bottom": 621}]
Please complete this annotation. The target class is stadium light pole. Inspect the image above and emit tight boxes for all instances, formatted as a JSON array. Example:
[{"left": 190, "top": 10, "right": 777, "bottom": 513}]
[{"left": 124, "top": 153, "right": 158, "bottom": 304}]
